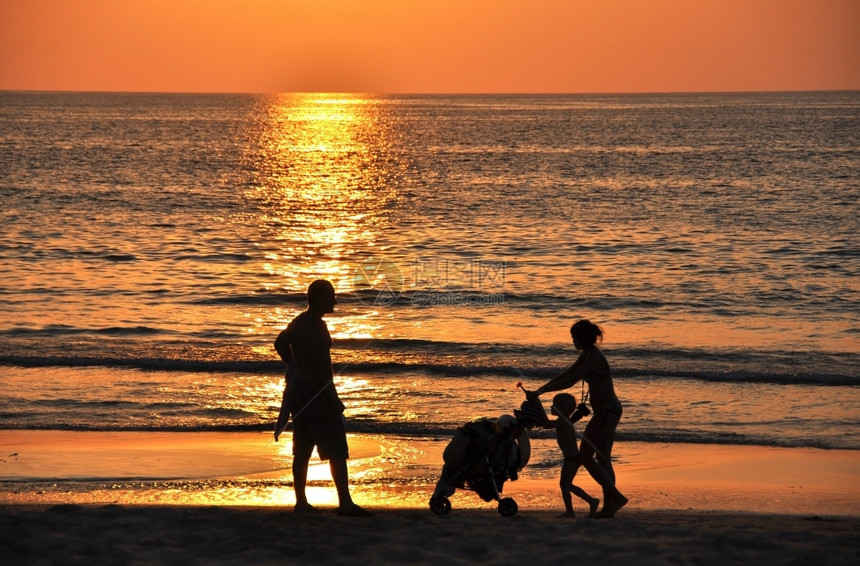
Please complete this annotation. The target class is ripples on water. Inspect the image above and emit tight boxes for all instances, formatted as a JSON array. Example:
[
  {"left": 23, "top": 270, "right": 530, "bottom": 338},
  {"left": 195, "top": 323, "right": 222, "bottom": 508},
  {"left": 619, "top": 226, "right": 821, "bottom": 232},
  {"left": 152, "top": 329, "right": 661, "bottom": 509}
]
[{"left": 0, "top": 92, "right": 858, "bottom": 449}]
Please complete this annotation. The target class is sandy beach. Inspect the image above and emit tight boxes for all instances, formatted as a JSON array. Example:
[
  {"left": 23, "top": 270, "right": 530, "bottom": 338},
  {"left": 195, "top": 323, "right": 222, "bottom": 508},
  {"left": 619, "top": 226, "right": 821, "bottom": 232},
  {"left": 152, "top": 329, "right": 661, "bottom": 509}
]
[
  {"left": 1, "top": 431, "right": 858, "bottom": 564},
  {"left": 2, "top": 505, "right": 858, "bottom": 566}
]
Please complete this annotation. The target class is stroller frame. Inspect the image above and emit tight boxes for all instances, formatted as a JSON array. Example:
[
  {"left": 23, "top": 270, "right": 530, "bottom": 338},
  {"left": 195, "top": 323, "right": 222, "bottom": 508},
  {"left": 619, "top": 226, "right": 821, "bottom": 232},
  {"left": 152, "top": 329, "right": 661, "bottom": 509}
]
[
  {"left": 429, "top": 453, "right": 519, "bottom": 516},
  {"left": 429, "top": 417, "right": 527, "bottom": 516}
]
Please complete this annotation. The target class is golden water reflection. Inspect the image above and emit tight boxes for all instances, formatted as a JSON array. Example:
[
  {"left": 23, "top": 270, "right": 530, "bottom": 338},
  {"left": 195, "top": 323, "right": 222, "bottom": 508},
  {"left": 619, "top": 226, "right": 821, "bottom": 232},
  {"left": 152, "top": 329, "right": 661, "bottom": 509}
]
[
  {"left": 243, "top": 93, "right": 401, "bottom": 337},
  {"left": 234, "top": 97, "right": 405, "bottom": 502}
]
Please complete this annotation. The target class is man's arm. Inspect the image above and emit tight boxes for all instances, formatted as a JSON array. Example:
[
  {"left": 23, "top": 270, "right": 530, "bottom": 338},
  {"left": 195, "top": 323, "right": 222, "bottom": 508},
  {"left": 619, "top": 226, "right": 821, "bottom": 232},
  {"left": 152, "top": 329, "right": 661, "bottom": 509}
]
[{"left": 274, "top": 327, "right": 292, "bottom": 363}]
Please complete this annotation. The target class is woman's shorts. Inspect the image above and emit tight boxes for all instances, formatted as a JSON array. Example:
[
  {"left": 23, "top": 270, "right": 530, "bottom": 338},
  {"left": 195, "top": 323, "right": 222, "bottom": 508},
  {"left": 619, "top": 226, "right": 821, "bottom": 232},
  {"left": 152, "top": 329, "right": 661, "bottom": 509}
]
[{"left": 292, "top": 412, "right": 349, "bottom": 461}]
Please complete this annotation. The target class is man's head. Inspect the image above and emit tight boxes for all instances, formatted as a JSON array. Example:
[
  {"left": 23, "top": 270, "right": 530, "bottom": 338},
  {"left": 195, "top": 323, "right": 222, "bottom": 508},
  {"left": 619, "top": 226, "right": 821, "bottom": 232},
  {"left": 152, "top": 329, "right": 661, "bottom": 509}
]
[{"left": 307, "top": 279, "right": 337, "bottom": 314}]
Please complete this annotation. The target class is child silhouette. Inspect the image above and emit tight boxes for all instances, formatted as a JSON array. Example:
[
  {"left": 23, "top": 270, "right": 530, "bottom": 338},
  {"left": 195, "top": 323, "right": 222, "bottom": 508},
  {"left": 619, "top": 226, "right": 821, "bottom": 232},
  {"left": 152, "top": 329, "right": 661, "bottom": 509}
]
[{"left": 540, "top": 393, "right": 600, "bottom": 518}]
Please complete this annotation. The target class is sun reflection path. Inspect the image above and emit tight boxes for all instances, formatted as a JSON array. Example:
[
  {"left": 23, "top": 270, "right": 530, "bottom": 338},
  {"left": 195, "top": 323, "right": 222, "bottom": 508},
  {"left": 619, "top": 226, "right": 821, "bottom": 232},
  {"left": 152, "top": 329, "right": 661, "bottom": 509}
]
[{"left": 242, "top": 93, "right": 402, "bottom": 338}]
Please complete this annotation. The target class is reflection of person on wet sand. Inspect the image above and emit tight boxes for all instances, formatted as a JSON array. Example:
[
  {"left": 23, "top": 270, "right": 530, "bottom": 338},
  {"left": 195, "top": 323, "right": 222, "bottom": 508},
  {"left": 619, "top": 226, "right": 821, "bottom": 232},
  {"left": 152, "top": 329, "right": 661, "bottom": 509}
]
[
  {"left": 526, "top": 319, "right": 628, "bottom": 518},
  {"left": 273, "top": 279, "right": 371, "bottom": 517}
]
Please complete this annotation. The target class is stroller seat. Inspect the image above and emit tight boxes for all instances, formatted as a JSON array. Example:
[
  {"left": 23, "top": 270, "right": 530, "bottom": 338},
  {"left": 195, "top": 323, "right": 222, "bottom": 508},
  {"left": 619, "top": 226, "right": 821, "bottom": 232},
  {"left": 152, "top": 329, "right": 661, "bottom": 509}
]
[{"left": 430, "top": 414, "right": 530, "bottom": 516}]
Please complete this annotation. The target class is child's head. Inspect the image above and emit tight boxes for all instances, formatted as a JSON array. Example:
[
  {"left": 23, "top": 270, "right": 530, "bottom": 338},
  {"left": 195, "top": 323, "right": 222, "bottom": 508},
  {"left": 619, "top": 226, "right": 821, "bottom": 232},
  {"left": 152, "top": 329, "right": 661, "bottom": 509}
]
[
  {"left": 495, "top": 414, "right": 515, "bottom": 433},
  {"left": 551, "top": 393, "right": 577, "bottom": 417},
  {"left": 570, "top": 319, "right": 604, "bottom": 349}
]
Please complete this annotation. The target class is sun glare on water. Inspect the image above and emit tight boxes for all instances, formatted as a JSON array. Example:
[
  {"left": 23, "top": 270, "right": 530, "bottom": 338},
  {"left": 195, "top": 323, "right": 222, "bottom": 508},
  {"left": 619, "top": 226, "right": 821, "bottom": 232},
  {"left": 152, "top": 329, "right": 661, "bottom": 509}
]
[{"left": 241, "top": 93, "right": 401, "bottom": 340}]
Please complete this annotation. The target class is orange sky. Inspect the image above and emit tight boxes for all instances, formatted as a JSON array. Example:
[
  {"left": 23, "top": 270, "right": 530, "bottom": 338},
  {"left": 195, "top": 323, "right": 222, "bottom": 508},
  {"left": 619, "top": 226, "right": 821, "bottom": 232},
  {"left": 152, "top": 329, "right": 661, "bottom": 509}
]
[{"left": 1, "top": 0, "right": 857, "bottom": 93}]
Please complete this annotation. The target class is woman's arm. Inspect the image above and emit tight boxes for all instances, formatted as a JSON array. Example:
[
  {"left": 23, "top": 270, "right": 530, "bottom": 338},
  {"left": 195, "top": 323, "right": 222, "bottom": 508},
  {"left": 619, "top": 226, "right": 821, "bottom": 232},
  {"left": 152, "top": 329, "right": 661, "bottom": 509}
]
[
  {"left": 535, "top": 364, "right": 580, "bottom": 396},
  {"left": 532, "top": 350, "right": 597, "bottom": 397}
]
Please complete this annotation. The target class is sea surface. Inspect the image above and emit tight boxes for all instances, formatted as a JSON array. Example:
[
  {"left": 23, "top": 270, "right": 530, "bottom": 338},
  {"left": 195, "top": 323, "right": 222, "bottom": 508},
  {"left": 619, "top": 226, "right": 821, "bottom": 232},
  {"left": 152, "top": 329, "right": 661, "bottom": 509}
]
[{"left": 1, "top": 91, "right": 858, "bottom": 463}]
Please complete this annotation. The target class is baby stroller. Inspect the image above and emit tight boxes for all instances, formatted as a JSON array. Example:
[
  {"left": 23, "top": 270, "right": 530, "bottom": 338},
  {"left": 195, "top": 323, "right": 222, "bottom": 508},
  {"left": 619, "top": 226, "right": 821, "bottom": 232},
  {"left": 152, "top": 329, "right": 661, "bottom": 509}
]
[{"left": 429, "top": 414, "right": 531, "bottom": 516}]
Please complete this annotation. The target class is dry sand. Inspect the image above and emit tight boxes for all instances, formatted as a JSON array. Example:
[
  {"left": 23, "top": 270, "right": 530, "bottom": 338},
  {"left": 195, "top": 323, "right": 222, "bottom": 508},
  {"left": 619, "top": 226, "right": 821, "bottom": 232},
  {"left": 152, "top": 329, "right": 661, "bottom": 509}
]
[
  {"left": 1, "top": 431, "right": 858, "bottom": 564},
  {"left": 1, "top": 505, "right": 858, "bottom": 565}
]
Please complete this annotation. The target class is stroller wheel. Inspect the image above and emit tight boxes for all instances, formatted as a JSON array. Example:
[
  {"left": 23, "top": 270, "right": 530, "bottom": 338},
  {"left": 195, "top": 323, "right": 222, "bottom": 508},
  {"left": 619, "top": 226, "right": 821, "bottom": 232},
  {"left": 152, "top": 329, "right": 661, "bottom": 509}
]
[
  {"left": 430, "top": 496, "right": 452, "bottom": 515},
  {"left": 498, "top": 497, "right": 518, "bottom": 516}
]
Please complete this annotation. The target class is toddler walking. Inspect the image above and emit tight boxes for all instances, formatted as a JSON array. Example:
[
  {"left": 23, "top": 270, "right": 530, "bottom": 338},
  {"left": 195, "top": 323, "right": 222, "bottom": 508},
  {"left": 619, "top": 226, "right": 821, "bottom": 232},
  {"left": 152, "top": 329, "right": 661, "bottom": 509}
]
[{"left": 541, "top": 393, "right": 600, "bottom": 517}]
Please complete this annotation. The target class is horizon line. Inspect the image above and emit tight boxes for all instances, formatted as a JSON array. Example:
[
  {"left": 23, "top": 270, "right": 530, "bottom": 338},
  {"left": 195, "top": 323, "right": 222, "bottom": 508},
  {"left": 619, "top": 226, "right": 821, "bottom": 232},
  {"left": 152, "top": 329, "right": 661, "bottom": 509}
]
[{"left": 2, "top": 88, "right": 859, "bottom": 97}]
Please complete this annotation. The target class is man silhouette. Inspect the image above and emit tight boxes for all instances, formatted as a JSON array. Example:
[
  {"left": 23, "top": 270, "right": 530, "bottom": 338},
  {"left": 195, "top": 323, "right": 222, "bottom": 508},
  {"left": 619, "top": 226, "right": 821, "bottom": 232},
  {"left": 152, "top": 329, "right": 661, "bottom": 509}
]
[{"left": 274, "top": 279, "right": 371, "bottom": 516}]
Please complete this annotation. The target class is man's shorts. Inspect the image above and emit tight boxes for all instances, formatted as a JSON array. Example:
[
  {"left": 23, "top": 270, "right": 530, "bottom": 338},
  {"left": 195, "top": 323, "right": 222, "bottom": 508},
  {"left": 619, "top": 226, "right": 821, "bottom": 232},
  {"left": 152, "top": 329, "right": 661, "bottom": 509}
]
[{"left": 292, "top": 412, "right": 349, "bottom": 461}]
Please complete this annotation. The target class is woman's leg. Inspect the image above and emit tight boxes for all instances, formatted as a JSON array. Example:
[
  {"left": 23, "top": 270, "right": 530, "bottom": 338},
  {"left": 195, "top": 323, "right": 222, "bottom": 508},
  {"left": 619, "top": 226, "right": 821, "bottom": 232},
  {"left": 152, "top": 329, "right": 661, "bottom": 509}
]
[
  {"left": 582, "top": 415, "right": 626, "bottom": 516},
  {"left": 596, "top": 411, "right": 620, "bottom": 484},
  {"left": 579, "top": 426, "right": 613, "bottom": 503}
]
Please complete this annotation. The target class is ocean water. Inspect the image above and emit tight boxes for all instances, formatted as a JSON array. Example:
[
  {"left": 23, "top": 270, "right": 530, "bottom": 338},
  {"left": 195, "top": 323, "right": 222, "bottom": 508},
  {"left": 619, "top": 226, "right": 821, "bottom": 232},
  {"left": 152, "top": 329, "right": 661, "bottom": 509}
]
[{"left": 1, "top": 91, "right": 858, "bottom": 458}]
